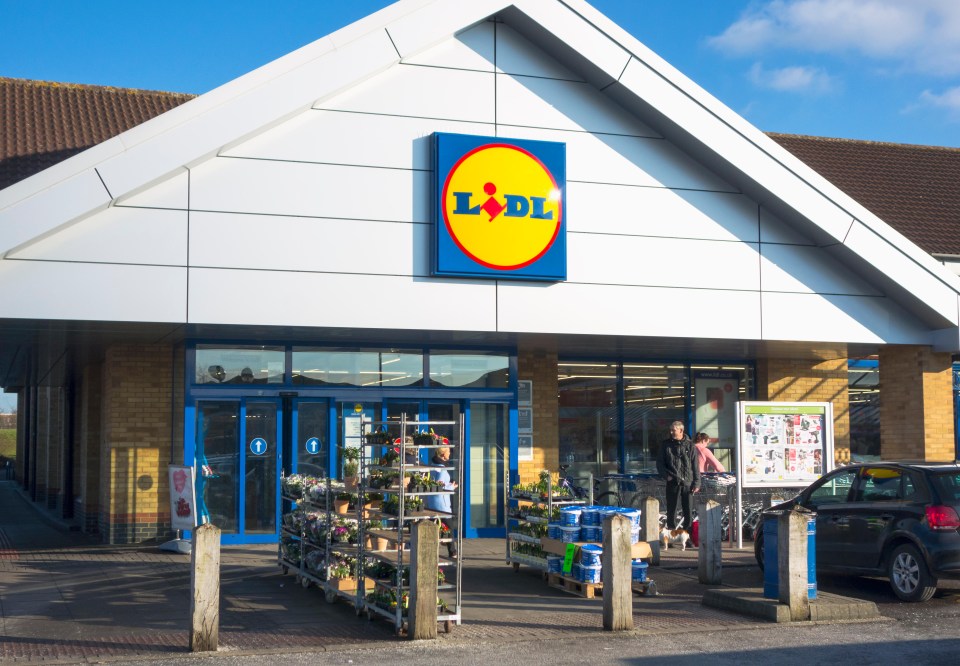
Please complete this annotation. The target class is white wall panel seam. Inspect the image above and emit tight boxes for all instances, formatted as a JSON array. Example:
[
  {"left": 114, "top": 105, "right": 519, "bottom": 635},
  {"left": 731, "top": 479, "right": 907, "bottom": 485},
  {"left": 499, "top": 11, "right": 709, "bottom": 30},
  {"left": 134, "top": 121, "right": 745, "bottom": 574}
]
[
  {"left": 215, "top": 154, "right": 432, "bottom": 173},
  {"left": 304, "top": 107, "right": 499, "bottom": 130},
  {"left": 570, "top": 229, "right": 811, "bottom": 247},
  {"left": 495, "top": 120, "right": 662, "bottom": 141},
  {"left": 1, "top": 257, "right": 190, "bottom": 269},
  {"left": 185, "top": 210, "right": 433, "bottom": 225},
  {"left": 565, "top": 177, "right": 740, "bottom": 195}
]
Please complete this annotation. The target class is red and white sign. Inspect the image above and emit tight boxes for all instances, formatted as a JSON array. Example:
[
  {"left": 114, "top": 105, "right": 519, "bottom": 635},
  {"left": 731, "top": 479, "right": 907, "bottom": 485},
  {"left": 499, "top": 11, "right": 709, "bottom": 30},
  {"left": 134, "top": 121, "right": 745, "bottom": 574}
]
[{"left": 168, "top": 465, "right": 197, "bottom": 531}]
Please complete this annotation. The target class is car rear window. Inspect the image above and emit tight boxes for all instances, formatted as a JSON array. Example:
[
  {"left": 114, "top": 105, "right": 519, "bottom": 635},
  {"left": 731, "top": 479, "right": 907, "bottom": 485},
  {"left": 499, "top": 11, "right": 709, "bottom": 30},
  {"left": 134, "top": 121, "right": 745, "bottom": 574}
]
[{"left": 930, "top": 473, "right": 960, "bottom": 503}]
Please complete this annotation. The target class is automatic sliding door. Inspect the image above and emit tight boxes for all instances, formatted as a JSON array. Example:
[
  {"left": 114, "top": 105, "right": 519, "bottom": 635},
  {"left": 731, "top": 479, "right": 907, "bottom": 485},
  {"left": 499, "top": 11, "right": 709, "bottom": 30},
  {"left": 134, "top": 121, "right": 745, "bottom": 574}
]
[
  {"left": 466, "top": 402, "right": 506, "bottom": 537},
  {"left": 244, "top": 401, "right": 279, "bottom": 534}
]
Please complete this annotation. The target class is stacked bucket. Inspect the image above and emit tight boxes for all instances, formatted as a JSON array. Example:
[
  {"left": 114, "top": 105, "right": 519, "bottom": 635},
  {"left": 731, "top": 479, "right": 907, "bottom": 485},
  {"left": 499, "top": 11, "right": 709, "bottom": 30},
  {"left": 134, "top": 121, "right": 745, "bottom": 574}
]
[{"left": 547, "top": 506, "right": 648, "bottom": 584}]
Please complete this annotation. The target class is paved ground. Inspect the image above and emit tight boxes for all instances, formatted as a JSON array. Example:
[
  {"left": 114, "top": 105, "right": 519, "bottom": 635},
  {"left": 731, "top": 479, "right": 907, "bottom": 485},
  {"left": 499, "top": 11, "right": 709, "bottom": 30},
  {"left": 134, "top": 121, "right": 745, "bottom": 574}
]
[{"left": 0, "top": 480, "right": 865, "bottom": 664}]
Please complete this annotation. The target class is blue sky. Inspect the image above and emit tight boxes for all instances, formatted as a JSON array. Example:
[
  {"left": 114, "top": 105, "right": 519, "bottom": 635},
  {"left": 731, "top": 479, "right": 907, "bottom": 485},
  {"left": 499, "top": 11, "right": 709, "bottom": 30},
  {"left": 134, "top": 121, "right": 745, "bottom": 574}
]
[{"left": 3, "top": 0, "right": 959, "bottom": 147}]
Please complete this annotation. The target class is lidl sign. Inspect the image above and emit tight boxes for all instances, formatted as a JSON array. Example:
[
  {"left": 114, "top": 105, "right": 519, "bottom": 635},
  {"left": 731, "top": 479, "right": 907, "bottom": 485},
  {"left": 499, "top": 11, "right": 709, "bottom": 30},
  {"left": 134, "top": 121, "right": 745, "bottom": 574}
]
[{"left": 433, "top": 133, "right": 566, "bottom": 281}]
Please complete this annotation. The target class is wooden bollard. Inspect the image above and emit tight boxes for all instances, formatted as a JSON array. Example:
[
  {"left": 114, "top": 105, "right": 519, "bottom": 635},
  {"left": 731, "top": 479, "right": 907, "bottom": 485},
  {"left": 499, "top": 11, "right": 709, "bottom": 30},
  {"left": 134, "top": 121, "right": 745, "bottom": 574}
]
[
  {"left": 640, "top": 496, "right": 660, "bottom": 566},
  {"left": 602, "top": 513, "right": 633, "bottom": 631},
  {"left": 409, "top": 521, "right": 439, "bottom": 640},
  {"left": 190, "top": 523, "right": 221, "bottom": 652},
  {"left": 778, "top": 509, "right": 810, "bottom": 621},
  {"left": 697, "top": 499, "right": 722, "bottom": 584}
]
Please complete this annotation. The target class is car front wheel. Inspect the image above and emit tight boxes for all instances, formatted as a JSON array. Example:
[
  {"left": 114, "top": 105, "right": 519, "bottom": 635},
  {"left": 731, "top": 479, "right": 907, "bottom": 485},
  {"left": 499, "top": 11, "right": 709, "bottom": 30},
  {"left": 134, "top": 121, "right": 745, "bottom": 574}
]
[{"left": 888, "top": 543, "right": 937, "bottom": 602}]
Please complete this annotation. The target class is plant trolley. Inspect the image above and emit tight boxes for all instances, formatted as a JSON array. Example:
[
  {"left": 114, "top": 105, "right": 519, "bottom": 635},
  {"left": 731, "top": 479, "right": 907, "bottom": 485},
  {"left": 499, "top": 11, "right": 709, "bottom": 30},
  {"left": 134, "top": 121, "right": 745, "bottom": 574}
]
[{"left": 360, "top": 415, "right": 464, "bottom": 635}]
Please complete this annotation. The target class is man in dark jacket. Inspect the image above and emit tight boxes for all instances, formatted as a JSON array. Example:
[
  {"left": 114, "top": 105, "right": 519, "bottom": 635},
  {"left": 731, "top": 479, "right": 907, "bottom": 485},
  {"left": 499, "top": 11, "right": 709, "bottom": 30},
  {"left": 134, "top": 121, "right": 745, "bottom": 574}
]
[{"left": 657, "top": 421, "right": 700, "bottom": 532}]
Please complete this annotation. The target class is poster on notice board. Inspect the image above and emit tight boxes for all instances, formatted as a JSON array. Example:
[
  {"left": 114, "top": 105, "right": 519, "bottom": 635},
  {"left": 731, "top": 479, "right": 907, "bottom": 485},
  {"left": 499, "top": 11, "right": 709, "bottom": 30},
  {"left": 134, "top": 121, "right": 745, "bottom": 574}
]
[{"left": 737, "top": 402, "right": 833, "bottom": 488}]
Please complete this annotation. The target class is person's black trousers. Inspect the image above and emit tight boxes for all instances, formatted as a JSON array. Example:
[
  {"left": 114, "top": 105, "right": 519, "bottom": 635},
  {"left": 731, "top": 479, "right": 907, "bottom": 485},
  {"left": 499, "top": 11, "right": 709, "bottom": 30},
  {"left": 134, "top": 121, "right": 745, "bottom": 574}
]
[{"left": 664, "top": 480, "right": 693, "bottom": 530}]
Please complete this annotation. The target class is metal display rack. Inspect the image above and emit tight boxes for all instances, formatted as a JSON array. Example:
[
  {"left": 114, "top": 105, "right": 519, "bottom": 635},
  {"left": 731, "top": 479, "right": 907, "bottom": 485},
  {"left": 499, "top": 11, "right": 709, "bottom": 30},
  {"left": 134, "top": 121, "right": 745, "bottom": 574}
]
[
  {"left": 278, "top": 474, "right": 366, "bottom": 607},
  {"left": 359, "top": 415, "right": 464, "bottom": 635},
  {"left": 505, "top": 468, "right": 586, "bottom": 573}
]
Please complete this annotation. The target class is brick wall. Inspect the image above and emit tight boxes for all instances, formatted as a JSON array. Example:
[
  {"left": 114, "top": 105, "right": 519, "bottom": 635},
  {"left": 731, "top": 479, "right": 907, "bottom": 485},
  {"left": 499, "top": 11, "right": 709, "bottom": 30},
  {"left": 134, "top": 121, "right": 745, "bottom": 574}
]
[
  {"left": 99, "top": 344, "right": 174, "bottom": 543},
  {"left": 517, "top": 337, "right": 559, "bottom": 485},
  {"left": 755, "top": 353, "right": 850, "bottom": 464},
  {"left": 878, "top": 345, "right": 955, "bottom": 461}
]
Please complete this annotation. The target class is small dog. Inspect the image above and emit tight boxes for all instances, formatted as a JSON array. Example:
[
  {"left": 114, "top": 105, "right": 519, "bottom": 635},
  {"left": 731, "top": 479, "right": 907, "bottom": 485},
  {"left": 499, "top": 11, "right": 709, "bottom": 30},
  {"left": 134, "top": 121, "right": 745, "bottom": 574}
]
[{"left": 660, "top": 527, "right": 691, "bottom": 551}]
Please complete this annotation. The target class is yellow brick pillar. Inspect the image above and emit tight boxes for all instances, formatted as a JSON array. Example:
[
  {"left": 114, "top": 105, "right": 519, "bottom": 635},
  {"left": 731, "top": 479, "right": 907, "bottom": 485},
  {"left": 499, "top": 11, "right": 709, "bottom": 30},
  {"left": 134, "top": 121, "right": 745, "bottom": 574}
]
[
  {"left": 878, "top": 345, "right": 955, "bottom": 461},
  {"left": 517, "top": 336, "right": 559, "bottom": 484},
  {"left": 755, "top": 352, "right": 850, "bottom": 465},
  {"left": 101, "top": 344, "right": 175, "bottom": 543}
]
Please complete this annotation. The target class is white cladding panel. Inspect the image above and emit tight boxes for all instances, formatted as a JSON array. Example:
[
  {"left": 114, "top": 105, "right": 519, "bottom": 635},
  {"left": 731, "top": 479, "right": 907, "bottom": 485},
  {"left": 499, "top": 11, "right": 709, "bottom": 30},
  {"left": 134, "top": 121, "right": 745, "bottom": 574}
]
[
  {"left": 759, "top": 206, "right": 815, "bottom": 246},
  {"left": 568, "top": 234, "right": 760, "bottom": 291},
  {"left": 841, "top": 220, "right": 959, "bottom": 323},
  {"left": 317, "top": 64, "right": 495, "bottom": 124},
  {"left": 8, "top": 207, "right": 187, "bottom": 266},
  {"left": 503, "top": 125, "right": 733, "bottom": 192},
  {"left": 190, "top": 158, "right": 430, "bottom": 223},
  {"left": 401, "top": 20, "right": 496, "bottom": 71},
  {"left": 495, "top": 23, "right": 586, "bottom": 80},
  {"left": 566, "top": 182, "right": 758, "bottom": 242},
  {"left": 114, "top": 170, "right": 189, "bottom": 209},
  {"left": 190, "top": 212, "right": 427, "bottom": 275},
  {"left": 222, "top": 109, "right": 494, "bottom": 170},
  {"left": 761, "top": 292, "right": 931, "bottom": 344},
  {"left": 0, "top": 260, "right": 186, "bottom": 321},
  {"left": 188, "top": 268, "right": 497, "bottom": 329},
  {"left": 760, "top": 244, "right": 881, "bottom": 296},
  {"left": 496, "top": 74, "right": 657, "bottom": 137},
  {"left": 496, "top": 281, "right": 762, "bottom": 339}
]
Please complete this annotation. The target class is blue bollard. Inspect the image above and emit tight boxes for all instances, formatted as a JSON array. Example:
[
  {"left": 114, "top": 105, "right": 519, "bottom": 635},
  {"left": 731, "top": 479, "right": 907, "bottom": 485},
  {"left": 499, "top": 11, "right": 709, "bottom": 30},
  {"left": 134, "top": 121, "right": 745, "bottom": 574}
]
[{"left": 762, "top": 513, "right": 816, "bottom": 600}]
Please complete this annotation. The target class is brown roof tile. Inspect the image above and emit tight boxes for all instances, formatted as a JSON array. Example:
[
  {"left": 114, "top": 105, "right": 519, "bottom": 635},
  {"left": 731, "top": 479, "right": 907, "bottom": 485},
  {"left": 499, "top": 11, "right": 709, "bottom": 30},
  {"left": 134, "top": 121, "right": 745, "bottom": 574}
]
[
  {"left": 0, "top": 77, "right": 194, "bottom": 191},
  {"left": 769, "top": 133, "right": 960, "bottom": 256}
]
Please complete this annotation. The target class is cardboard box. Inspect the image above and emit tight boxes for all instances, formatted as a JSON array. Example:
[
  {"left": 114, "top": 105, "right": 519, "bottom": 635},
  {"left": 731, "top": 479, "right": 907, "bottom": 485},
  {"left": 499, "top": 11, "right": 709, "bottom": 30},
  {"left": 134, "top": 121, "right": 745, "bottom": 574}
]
[{"left": 541, "top": 536, "right": 653, "bottom": 561}]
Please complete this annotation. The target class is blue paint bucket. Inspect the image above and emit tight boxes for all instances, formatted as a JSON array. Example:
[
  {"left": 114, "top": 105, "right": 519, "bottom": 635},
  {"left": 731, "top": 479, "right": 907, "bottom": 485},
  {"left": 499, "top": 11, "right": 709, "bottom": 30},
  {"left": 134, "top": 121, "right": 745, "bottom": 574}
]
[{"left": 580, "top": 544, "right": 602, "bottom": 566}]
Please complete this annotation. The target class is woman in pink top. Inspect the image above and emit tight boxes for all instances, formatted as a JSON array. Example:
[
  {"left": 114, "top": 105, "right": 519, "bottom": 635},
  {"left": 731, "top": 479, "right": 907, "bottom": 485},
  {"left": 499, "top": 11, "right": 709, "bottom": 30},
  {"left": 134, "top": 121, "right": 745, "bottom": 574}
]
[{"left": 694, "top": 432, "right": 725, "bottom": 473}]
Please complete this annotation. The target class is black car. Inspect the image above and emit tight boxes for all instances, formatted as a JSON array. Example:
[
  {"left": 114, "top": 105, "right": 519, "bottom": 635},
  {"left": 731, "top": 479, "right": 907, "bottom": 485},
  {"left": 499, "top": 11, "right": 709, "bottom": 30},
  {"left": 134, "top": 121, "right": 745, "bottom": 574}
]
[{"left": 754, "top": 461, "right": 960, "bottom": 602}]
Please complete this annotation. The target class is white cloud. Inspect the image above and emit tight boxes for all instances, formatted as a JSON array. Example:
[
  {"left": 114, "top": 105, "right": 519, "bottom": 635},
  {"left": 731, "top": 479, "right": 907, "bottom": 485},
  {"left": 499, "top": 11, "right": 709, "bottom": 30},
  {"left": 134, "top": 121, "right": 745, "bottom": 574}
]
[
  {"left": 917, "top": 86, "right": 960, "bottom": 117},
  {"left": 748, "top": 62, "right": 836, "bottom": 93},
  {"left": 709, "top": 0, "right": 960, "bottom": 76}
]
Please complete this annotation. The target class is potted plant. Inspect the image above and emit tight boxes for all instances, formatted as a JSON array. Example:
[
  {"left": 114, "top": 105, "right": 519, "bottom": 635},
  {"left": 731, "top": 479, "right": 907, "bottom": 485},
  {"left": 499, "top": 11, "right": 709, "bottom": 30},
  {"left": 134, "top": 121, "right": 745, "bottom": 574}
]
[
  {"left": 341, "top": 446, "right": 361, "bottom": 490},
  {"left": 379, "top": 449, "right": 400, "bottom": 467},
  {"left": 364, "top": 426, "right": 393, "bottom": 446},
  {"left": 412, "top": 429, "right": 435, "bottom": 447},
  {"left": 334, "top": 491, "right": 352, "bottom": 515}
]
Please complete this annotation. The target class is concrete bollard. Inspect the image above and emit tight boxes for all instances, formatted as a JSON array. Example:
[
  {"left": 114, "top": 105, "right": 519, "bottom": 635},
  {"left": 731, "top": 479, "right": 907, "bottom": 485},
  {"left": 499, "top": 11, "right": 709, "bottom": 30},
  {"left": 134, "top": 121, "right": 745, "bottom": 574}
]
[
  {"left": 640, "top": 496, "right": 660, "bottom": 566},
  {"left": 409, "top": 521, "right": 439, "bottom": 640},
  {"left": 697, "top": 499, "right": 722, "bottom": 584},
  {"left": 778, "top": 509, "right": 810, "bottom": 621},
  {"left": 190, "top": 523, "right": 221, "bottom": 652},
  {"left": 602, "top": 513, "right": 633, "bottom": 631}
]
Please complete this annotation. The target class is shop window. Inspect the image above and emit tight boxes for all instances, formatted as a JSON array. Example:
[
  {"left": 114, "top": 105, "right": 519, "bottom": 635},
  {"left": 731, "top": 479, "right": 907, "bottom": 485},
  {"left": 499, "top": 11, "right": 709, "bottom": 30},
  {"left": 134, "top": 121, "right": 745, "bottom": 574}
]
[
  {"left": 292, "top": 348, "right": 424, "bottom": 387},
  {"left": 691, "top": 364, "right": 752, "bottom": 472},
  {"left": 849, "top": 359, "right": 880, "bottom": 461},
  {"left": 558, "top": 363, "right": 618, "bottom": 479},
  {"left": 624, "top": 364, "right": 687, "bottom": 473},
  {"left": 429, "top": 351, "right": 509, "bottom": 388},
  {"left": 195, "top": 346, "right": 284, "bottom": 385}
]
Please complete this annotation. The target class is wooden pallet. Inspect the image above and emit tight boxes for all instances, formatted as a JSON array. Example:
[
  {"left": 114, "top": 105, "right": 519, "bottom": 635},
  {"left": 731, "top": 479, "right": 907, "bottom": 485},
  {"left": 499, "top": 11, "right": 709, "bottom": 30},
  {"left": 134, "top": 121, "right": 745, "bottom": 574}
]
[
  {"left": 547, "top": 573, "right": 602, "bottom": 599},
  {"left": 547, "top": 573, "right": 657, "bottom": 599}
]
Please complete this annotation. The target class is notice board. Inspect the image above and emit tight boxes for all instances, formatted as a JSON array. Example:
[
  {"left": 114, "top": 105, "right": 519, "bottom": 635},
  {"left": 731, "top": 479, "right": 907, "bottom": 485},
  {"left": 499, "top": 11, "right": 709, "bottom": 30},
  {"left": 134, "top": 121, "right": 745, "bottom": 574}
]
[{"left": 737, "top": 402, "right": 833, "bottom": 488}]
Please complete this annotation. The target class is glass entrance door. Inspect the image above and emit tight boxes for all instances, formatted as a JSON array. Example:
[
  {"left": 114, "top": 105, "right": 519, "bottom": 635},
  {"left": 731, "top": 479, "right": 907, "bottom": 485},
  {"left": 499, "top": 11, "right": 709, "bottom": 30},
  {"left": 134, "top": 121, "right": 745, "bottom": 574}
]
[
  {"left": 195, "top": 398, "right": 280, "bottom": 544},
  {"left": 467, "top": 402, "right": 507, "bottom": 537}
]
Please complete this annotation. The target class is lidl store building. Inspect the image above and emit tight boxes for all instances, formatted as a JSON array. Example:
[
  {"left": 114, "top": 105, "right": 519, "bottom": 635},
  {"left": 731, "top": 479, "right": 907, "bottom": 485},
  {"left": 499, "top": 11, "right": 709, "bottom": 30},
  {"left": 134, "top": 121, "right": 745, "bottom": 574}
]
[{"left": 3, "top": 0, "right": 959, "bottom": 545}]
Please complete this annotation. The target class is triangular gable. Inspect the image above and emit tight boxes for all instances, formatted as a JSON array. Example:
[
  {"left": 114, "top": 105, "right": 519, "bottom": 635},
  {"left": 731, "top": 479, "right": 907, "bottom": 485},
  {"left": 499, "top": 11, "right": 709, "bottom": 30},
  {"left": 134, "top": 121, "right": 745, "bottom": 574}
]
[{"left": 2, "top": 0, "right": 959, "bottom": 348}]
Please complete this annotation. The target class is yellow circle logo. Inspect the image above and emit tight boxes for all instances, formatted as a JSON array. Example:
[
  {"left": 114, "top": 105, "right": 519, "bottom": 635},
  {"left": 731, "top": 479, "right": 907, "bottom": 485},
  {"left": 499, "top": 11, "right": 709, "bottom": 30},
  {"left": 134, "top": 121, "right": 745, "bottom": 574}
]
[{"left": 441, "top": 143, "right": 563, "bottom": 269}]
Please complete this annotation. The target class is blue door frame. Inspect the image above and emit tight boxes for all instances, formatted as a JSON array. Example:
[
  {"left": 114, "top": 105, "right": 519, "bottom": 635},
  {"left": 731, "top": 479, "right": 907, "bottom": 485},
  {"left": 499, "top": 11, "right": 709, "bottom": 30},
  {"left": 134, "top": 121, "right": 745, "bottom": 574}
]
[{"left": 187, "top": 397, "right": 282, "bottom": 545}]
